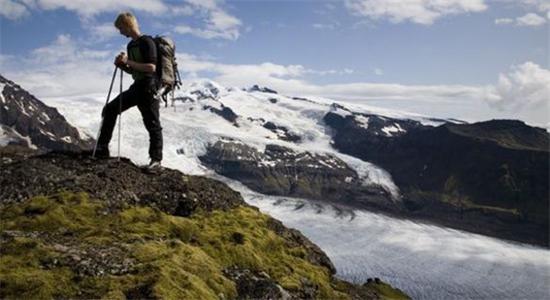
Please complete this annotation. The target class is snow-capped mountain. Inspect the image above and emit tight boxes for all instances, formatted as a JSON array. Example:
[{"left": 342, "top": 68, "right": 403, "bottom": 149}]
[
  {"left": 0, "top": 74, "right": 93, "bottom": 151},
  {"left": 169, "top": 79, "right": 548, "bottom": 247}
]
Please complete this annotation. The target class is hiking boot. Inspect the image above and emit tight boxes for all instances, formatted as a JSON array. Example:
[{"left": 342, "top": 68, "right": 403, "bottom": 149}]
[{"left": 144, "top": 160, "right": 162, "bottom": 172}]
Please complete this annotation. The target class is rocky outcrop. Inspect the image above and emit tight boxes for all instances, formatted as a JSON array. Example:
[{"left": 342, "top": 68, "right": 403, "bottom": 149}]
[
  {"left": 262, "top": 121, "right": 301, "bottom": 143},
  {"left": 0, "top": 74, "right": 93, "bottom": 151},
  {"left": 0, "top": 150, "right": 243, "bottom": 216},
  {"left": 199, "top": 139, "right": 399, "bottom": 212},
  {"left": 249, "top": 85, "right": 278, "bottom": 94},
  {"left": 324, "top": 111, "right": 550, "bottom": 247},
  {"left": 203, "top": 103, "right": 239, "bottom": 126}
]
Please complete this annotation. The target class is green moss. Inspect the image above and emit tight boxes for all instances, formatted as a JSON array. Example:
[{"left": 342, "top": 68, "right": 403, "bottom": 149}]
[
  {"left": 1, "top": 192, "right": 406, "bottom": 299},
  {"left": 0, "top": 237, "right": 75, "bottom": 299},
  {"left": 366, "top": 282, "right": 410, "bottom": 300},
  {"left": 410, "top": 178, "right": 521, "bottom": 217}
]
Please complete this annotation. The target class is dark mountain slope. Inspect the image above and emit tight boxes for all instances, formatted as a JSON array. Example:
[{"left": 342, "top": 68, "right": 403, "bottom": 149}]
[
  {"left": 325, "top": 112, "right": 549, "bottom": 247},
  {"left": 0, "top": 74, "right": 93, "bottom": 151}
]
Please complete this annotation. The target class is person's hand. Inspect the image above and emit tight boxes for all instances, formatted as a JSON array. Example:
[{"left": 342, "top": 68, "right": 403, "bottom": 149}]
[
  {"left": 119, "top": 52, "right": 128, "bottom": 64},
  {"left": 114, "top": 52, "right": 127, "bottom": 66}
]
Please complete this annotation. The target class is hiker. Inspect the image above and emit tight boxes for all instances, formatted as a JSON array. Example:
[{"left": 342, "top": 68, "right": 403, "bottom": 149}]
[{"left": 94, "top": 12, "right": 162, "bottom": 169}]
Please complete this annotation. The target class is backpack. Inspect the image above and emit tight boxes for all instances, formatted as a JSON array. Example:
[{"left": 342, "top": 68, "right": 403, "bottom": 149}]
[{"left": 154, "top": 36, "right": 182, "bottom": 107}]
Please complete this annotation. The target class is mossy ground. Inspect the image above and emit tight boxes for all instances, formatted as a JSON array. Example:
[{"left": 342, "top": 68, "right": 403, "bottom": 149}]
[{"left": 0, "top": 192, "right": 408, "bottom": 299}]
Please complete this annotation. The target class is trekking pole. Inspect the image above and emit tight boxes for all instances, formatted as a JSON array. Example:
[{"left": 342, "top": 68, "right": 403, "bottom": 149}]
[
  {"left": 172, "top": 89, "right": 176, "bottom": 112},
  {"left": 93, "top": 67, "right": 118, "bottom": 158},
  {"left": 117, "top": 69, "right": 123, "bottom": 161}
]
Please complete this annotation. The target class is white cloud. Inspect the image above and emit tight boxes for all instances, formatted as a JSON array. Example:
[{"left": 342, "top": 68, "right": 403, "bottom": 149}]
[
  {"left": 1, "top": 34, "right": 118, "bottom": 97},
  {"left": 518, "top": 0, "right": 550, "bottom": 12},
  {"left": 0, "top": 0, "right": 30, "bottom": 20},
  {"left": 495, "top": 12, "right": 547, "bottom": 27},
  {"left": 344, "top": 0, "right": 487, "bottom": 25},
  {"left": 173, "top": 0, "right": 242, "bottom": 40},
  {"left": 175, "top": 52, "right": 487, "bottom": 101},
  {"left": 485, "top": 62, "right": 550, "bottom": 126},
  {"left": 87, "top": 22, "right": 119, "bottom": 41},
  {"left": 312, "top": 23, "right": 337, "bottom": 30},
  {"left": 5, "top": 42, "right": 485, "bottom": 105},
  {"left": 516, "top": 12, "right": 547, "bottom": 26},
  {"left": 3, "top": 37, "right": 547, "bottom": 127},
  {"left": 169, "top": 4, "right": 194, "bottom": 16},
  {"left": 374, "top": 68, "right": 384, "bottom": 76},
  {"left": 313, "top": 23, "right": 333, "bottom": 30},
  {"left": 175, "top": 54, "right": 549, "bottom": 126},
  {"left": 306, "top": 68, "right": 354, "bottom": 76},
  {"left": 495, "top": 18, "right": 514, "bottom": 25},
  {"left": 34, "top": 0, "right": 168, "bottom": 16},
  {"left": 2, "top": 0, "right": 243, "bottom": 40}
]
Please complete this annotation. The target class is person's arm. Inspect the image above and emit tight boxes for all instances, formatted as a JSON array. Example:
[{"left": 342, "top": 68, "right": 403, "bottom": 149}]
[
  {"left": 115, "top": 62, "right": 133, "bottom": 74},
  {"left": 117, "top": 53, "right": 155, "bottom": 73},
  {"left": 125, "top": 59, "right": 156, "bottom": 73}
]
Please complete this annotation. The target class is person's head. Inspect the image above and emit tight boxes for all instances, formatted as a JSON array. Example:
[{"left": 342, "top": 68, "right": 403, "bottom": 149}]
[{"left": 114, "top": 12, "right": 139, "bottom": 37}]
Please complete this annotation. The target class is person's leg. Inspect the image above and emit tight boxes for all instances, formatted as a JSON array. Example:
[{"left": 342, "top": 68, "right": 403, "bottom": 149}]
[
  {"left": 137, "top": 90, "right": 163, "bottom": 162},
  {"left": 97, "top": 87, "right": 139, "bottom": 150}
]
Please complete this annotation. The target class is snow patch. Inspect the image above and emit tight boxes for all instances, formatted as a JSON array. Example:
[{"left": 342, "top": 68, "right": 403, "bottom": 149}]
[
  {"left": 354, "top": 115, "right": 370, "bottom": 129},
  {"left": 0, "top": 126, "right": 38, "bottom": 149},
  {"left": 0, "top": 83, "right": 5, "bottom": 103},
  {"left": 381, "top": 123, "right": 405, "bottom": 136},
  {"left": 329, "top": 105, "right": 352, "bottom": 118},
  {"left": 39, "top": 128, "right": 57, "bottom": 140},
  {"left": 0, "top": 127, "right": 11, "bottom": 146},
  {"left": 40, "top": 112, "right": 51, "bottom": 122},
  {"left": 335, "top": 153, "right": 400, "bottom": 198}
]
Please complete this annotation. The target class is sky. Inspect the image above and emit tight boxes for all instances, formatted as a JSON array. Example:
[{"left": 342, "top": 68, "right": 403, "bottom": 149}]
[{"left": 0, "top": 0, "right": 549, "bottom": 127}]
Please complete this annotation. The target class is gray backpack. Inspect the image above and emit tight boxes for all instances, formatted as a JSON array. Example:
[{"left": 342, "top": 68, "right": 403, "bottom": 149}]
[{"left": 154, "top": 36, "right": 182, "bottom": 107}]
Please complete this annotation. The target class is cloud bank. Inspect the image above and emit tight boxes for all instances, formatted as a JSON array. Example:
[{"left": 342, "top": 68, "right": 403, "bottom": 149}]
[
  {"left": 495, "top": 12, "right": 547, "bottom": 27},
  {"left": 485, "top": 62, "right": 550, "bottom": 126},
  {"left": 1, "top": 33, "right": 547, "bottom": 127},
  {"left": 0, "top": 0, "right": 243, "bottom": 40},
  {"left": 344, "top": 0, "right": 487, "bottom": 25}
]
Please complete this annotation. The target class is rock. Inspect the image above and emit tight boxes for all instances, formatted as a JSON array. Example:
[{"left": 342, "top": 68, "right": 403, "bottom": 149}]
[
  {"left": 0, "top": 151, "right": 244, "bottom": 216},
  {"left": 0, "top": 74, "right": 94, "bottom": 152},
  {"left": 199, "top": 139, "right": 399, "bottom": 213},
  {"left": 223, "top": 266, "right": 291, "bottom": 300}
]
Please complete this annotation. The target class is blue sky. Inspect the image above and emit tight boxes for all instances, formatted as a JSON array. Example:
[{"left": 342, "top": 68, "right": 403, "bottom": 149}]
[{"left": 1, "top": 0, "right": 549, "bottom": 126}]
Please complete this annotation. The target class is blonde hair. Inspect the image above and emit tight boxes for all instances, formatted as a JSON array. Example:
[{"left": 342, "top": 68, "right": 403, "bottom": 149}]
[{"left": 114, "top": 12, "right": 139, "bottom": 31}]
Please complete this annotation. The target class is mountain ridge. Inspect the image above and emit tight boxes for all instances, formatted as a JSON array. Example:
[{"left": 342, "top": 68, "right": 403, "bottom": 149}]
[{"left": 0, "top": 74, "right": 93, "bottom": 152}]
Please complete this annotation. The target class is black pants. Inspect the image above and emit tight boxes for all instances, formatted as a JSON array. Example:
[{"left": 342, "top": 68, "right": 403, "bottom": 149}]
[{"left": 97, "top": 81, "right": 163, "bottom": 161}]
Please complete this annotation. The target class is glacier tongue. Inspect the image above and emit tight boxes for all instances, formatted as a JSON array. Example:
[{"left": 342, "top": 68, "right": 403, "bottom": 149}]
[{"left": 222, "top": 176, "right": 550, "bottom": 300}]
